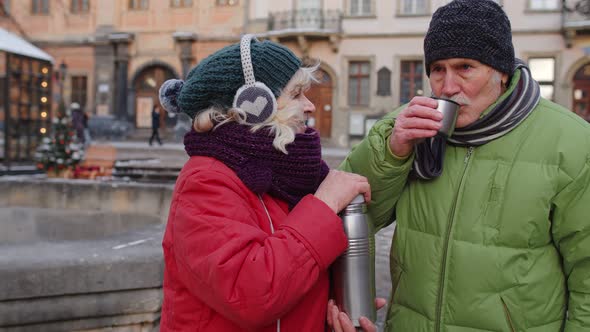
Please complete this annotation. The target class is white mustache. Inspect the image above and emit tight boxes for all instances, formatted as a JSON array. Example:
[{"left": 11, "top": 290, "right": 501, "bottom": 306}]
[{"left": 438, "top": 94, "right": 471, "bottom": 106}]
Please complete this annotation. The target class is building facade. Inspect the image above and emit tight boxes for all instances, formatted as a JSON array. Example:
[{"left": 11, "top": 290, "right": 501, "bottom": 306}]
[
  {"left": 1, "top": 0, "right": 590, "bottom": 147},
  {"left": 249, "top": 0, "right": 590, "bottom": 147},
  {"left": 1, "top": 0, "right": 245, "bottom": 137}
]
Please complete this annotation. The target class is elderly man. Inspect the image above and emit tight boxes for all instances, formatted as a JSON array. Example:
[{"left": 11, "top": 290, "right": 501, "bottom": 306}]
[{"left": 333, "top": 0, "right": 590, "bottom": 331}]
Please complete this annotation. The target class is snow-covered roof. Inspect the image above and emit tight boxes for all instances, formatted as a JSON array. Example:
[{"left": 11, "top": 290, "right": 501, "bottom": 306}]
[{"left": 0, "top": 28, "right": 53, "bottom": 62}]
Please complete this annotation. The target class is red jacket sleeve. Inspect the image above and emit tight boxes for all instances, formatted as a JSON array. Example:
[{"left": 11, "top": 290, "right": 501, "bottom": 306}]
[{"left": 170, "top": 168, "right": 347, "bottom": 330}]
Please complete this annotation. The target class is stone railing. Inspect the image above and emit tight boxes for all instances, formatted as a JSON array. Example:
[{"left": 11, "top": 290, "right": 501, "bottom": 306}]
[
  {"left": 0, "top": 178, "right": 173, "bottom": 332},
  {"left": 269, "top": 9, "right": 342, "bottom": 32}
]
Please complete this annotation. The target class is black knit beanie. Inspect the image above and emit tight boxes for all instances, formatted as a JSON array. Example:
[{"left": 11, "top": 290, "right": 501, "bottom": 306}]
[
  {"left": 160, "top": 39, "right": 301, "bottom": 119},
  {"left": 424, "top": 0, "right": 514, "bottom": 76}
]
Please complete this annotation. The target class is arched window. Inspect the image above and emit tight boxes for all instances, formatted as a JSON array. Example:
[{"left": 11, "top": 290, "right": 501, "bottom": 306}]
[{"left": 377, "top": 67, "right": 391, "bottom": 96}]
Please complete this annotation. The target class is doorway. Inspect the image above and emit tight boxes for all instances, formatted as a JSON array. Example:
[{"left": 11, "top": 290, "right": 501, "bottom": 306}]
[
  {"left": 132, "top": 65, "right": 175, "bottom": 128},
  {"left": 306, "top": 68, "right": 333, "bottom": 137},
  {"left": 573, "top": 62, "right": 590, "bottom": 122}
]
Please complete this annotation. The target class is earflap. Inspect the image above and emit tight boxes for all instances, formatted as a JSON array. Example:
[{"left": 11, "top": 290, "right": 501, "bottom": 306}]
[{"left": 232, "top": 34, "right": 278, "bottom": 124}]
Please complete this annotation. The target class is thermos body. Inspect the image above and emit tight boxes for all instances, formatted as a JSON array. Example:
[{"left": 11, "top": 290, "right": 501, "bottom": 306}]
[{"left": 332, "top": 195, "right": 376, "bottom": 327}]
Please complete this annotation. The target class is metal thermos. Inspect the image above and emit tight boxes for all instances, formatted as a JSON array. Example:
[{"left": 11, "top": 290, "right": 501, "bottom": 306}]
[{"left": 332, "top": 194, "right": 376, "bottom": 328}]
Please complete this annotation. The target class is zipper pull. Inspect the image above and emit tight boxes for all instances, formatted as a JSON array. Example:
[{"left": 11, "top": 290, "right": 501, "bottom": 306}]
[{"left": 464, "top": 146, "right": 474, "bottom": 164}]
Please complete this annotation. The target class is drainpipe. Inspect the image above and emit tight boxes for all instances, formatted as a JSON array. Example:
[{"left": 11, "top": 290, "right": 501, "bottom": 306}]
[{"left": 243, "top": 0, "right": 250, "bottom": 34}]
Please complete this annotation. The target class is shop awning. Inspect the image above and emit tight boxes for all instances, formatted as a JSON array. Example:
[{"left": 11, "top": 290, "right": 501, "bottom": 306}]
[{"left": 0, "top": 28, "right": 53, "bottom": 62}]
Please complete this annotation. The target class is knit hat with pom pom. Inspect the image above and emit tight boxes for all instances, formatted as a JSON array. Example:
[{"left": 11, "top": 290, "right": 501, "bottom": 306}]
[{"left": 159, "top": 39, "right": 301, "bottom": 119}]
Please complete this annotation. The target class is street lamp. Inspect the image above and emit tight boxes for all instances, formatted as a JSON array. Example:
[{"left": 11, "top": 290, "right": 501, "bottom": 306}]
[{"left": 57, "top": 61, "right": 68, "bottom": 117}]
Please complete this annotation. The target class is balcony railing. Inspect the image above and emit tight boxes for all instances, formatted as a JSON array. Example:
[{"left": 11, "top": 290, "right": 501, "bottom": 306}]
[{"left": 268, "top": 9, "right": 342, "bottom": 32}]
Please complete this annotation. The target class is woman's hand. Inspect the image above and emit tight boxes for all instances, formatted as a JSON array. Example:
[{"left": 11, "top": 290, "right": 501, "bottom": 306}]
[
  {"left": 327, "top": 298, "right": 387, "bottom": 332},
  {"left": 314, "top": 170, "right": 371, "bottom": 214}
]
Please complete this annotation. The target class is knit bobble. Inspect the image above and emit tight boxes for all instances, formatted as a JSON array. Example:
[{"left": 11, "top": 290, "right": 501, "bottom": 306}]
[{"left": 159, "top": 79, "right": 185, "bottom": 114}]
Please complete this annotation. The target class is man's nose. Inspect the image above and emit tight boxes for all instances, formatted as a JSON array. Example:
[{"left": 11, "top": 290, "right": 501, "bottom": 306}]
[{"left": 441, "top": 72, "right": 461, "bottom": 97}]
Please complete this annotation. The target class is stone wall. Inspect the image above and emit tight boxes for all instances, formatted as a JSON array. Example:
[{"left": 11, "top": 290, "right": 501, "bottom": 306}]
[{"left": 0, "top": 178, "right": 173, "bottom": 332}]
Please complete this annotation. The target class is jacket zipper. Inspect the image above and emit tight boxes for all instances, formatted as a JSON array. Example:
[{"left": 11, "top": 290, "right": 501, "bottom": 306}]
[
  {"left": 500, "top": 296, "right": 516, "bottom": 332},
  {"left": 434, "top": 146, "right": 474, "bottom": 332},
  {"left": 257, "top": 195, "right": 280, "bottom": 332}
]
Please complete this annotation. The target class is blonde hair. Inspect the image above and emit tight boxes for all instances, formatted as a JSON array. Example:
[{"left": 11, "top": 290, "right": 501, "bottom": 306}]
[{"left": 192, "top": 64, "right": 320, "bottom": 154}]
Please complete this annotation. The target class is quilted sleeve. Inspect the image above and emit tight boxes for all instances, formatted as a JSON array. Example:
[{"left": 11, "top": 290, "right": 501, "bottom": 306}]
[
  {"left": 552, "top": 157, "right": 590, "bottom": 332},
  {"left": 339, "top": 109, "right": 414, "bottom": 232}
]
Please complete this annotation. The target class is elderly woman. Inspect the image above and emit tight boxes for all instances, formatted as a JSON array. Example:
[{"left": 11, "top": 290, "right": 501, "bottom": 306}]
[{"left": 158, "top": 35, "right": 376, "bottom": 332}]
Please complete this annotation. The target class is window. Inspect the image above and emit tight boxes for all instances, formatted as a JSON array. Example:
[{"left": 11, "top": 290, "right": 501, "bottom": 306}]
[
  {"left": 1, "top": 0, "right": 10, "bottom": 16},
  {"left": 31, "top": 0, "right": 49, "bottom": 14},
  {"left": 129, "top": 0, "right": 148, "bottom": 10},
  {"left": 170, "top": 0, "right": 192, "bottom": 7},
  {"left": 573, "top": 63, "right": 590, "bottom": 122},
  {"left": 400, "top": 60, "right": 423, "bottom": 104},
  {"left": 377, "top": 67, "right": 391, "bottom": 96},
  {"left": 442, "top": 0, "right": 500, "bottom": 4},
  {"left": 348, "top": 61, "right": 370, "bottom": 106},
  {"left": 350, "top": 0, "right": 372, "bottom": 16},
  {"left": 529, "top": 0, "right": 559, "bottom": 10},
  {"left": 400, "top": 0, "right": 427, "bottom": 15},
  {"left": 71, "top": 0, "right": 89, "bottom": 13},
  {"left": 71, "top": 76, "right": 88, "bottom": 109},
  {"left": 217, "top": 0, "right": 238, "bottom": 5},
  {"left": 528, "top": 57, "right": 555, "bottom": 100},
  {"left": 298, "top": 0, "right": 321, "bottom": 9}
]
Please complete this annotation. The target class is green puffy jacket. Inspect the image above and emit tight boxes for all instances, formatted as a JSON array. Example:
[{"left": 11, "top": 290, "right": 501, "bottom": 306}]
[{"left": 340, "top": 92, "right": 590, "bottom": 331}]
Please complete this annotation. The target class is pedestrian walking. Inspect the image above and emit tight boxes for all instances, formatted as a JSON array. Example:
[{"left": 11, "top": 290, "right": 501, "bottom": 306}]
[
  {"left": 149, "top": 104, "right": 163, "bottom": 146},
  {"left": 70, "top": 102, "right": 85, "bottom": 144},
  {"left": 82, "top": 111, "right": 91, "bottom": 146}
]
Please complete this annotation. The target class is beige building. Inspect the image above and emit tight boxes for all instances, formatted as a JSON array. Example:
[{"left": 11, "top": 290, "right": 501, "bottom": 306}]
[
  {"left": 249, "top": 0, "right": 590, "bottom": 147},
  {"left": 1, "top": 0, "right": 590, "bottom": 147},
  {"left": 1, "top": 0, "right": 245, "bottom": 137}
]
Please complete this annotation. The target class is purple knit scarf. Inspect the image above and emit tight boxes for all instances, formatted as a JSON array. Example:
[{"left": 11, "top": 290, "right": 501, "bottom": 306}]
[{"left": 184, "top": 122, "right": 329, "bottom": 208}]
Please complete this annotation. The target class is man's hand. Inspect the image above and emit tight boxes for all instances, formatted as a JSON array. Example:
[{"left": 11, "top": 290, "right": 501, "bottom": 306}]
[
  {"left": 390, "top": 96, "right": 442, "bottom": 158},
  {"left": 327, "top": 298, "right": 387, "bottom": 332}
]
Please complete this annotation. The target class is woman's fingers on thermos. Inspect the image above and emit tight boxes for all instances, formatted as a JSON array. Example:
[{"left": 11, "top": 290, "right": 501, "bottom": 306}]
[
  {"left": 375, "top": 297, "right": 387, "bottom": 310},
  {"left": 315, "top": 171, "right": 371, "bottom": 213},
  {"left": 358, "top": 181, "right": 371, "bottom": 204},
  {"left": 349, "top": 173, "right": 370, "bottom": 203},
  {"left": 326, "top": 299, "right": 335, "bottom": 326},
  {"left": 358, "top": 316, "right": 377, "bottom": 332},
  {"left": 337, "top": 312, "right": 355, "bottom": 332},
  {"left": 331, "top": 304, "right": 344, "bottom": 332}
]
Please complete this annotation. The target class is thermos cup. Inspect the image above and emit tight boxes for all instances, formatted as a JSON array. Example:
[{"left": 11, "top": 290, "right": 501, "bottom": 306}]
[
  {"left": 433, "top": 97, "right": 460, "bottom": 137},
  {"left": 332, "top": 194, "right": 376, "bottom": 328}
]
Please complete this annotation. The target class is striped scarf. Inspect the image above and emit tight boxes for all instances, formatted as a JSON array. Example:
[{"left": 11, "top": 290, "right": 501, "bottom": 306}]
[{"left": 413, "top": 60, "right": 541, "bottom": 180}]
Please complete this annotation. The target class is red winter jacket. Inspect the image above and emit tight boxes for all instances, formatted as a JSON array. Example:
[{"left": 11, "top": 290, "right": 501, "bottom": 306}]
[{"left": 160, "top": 156, "right": 348, "bottom": 332}]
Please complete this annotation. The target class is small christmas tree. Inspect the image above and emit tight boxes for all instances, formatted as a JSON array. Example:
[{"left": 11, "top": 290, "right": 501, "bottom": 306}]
[{"left": 35, "top": 115, "right": 84, "bottom": 176}]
